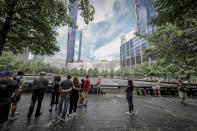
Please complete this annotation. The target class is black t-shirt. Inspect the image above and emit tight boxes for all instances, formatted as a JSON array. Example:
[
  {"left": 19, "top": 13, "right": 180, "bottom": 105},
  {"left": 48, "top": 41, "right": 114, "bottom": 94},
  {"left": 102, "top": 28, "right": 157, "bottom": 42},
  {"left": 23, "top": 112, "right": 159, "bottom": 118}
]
[
  {"left": 71, "top": 83, "right": 80, "bottom": 95},
  {"left": 0, "top": 79, "right": 19, "bottom": 105},
  {"left": 126, "top": 86, "right": 134, "bottom": 96},
  {"left": 52, "top": 80, "right": 60, "bottom": 92}
]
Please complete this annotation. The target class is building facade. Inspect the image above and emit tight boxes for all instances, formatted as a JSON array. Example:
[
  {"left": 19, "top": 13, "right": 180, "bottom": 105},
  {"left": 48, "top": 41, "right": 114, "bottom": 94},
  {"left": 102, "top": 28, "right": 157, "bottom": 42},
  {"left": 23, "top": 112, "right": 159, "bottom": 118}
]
[
  {"left": 135, "top": 0, "right": 156, "bottom": 34},
  {"left": 120, "top": 0, "right": 156, "bottom": 69},
  {"left": 44, "top": 56, "right": 66, "bottom": 69},
  {"left": 78, "top": 31, "right": 82, "bottom": 62},
  {"left": 67, "top": 60, "right": 120, "bottom": 72},
  {"left": 66, "top": 0, "right": 78, "bottom": 63}
]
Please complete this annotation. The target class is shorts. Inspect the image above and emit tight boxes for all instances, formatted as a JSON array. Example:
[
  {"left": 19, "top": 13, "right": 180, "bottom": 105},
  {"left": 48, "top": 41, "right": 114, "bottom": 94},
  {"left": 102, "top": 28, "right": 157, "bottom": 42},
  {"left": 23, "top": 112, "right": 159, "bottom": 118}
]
[
  {"left": 156, "top": 86, "right": 160, "bottom": 89},
  {"left": 179, "top": 91, "right": 186, "bottom": 99},
  {"left": 79, "top": 92, "right": 82, "bottom": 96},
  {"left": 82, "top": 91, "right": 89, "bottom": 98}
]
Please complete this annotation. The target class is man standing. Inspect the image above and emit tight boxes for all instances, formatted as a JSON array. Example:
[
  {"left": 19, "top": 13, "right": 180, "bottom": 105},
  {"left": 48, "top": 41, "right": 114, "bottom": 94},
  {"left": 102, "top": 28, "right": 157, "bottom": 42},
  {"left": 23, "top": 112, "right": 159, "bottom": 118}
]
[
  {"left": 9, "top": 71, "right": 25, "bottom": 121},
  {"left": 56, "top": 75, "right": 73, "bottom": 121},
  {"left": 0, "top": 71, "right": 19, "bottom": 124},
  {"left": 82, "top": 75, "right": 90, "bottom": 106},
  {"left": 27, "top": 72, "right": 49, "bottom": 118}
]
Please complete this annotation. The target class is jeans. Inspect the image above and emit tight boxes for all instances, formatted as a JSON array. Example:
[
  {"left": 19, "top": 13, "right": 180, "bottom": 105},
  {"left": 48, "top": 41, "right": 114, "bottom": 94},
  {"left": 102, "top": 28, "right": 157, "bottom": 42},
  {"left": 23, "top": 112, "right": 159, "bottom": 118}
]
[
  {"left": 69, "top": 94, "right": 79, "bottom": 114},
  {"left": 126, "top": 94, "right": 133, "bottom": 112},
  {"left": 28, "top": 88, "right": 45, "bottom": 117},
  {"left": 56, "top": 95, "right": 70, "bottom": 119}
]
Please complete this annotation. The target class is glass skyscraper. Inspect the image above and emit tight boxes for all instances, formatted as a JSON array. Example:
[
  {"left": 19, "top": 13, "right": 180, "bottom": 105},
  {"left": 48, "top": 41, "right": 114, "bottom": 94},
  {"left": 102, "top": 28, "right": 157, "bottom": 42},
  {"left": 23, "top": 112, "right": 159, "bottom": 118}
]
[
  {"left": 78, "top": 31, "right": 82, "bottom": 62},
  {"left": 120, "top": 0, "right": 156, "bottom": 68},
  {"left": 135, "top": 0, "right": 156, "bottom": 34},
  {"left": 66, "top": 0, "right": 78, "bottom": 63}
]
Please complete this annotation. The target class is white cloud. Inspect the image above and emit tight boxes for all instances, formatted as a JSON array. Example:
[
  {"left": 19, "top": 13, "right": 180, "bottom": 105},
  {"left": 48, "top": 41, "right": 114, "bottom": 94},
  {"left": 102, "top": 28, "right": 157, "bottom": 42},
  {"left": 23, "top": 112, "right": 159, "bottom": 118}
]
[
  {"left": 125, "top": 30, "right": 136, "bottom": 41},
  {"left": 77, "top": 0, "right": 116, "bottom": 29},
  {"left": 93, "top": 38, "right": 120, "bottom": 61},
  {"left": 93, "top": 30, "right": 135, "bottom": 61},
  {"left": 55, "top": 0, "right": 134, "bottom": 62},
  {"left": 91, "top": 0, "right": 115, "bottom": 24}
]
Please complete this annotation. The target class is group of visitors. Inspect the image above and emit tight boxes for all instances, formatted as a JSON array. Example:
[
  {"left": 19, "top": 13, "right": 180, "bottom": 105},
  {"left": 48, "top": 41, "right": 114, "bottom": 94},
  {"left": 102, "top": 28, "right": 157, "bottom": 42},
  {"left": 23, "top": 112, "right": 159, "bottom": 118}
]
[
  {"left": 28, "top": 73, "right": 91, "bottom": 121},
  {"left": 0, "top": 70, "right": 91, "bottom": 124},
  {"left": 54, "top": 75, "right": 90, "bottom": 121},
  {"left": 0, "top": 69, "right": 188, "bottom": 125}
]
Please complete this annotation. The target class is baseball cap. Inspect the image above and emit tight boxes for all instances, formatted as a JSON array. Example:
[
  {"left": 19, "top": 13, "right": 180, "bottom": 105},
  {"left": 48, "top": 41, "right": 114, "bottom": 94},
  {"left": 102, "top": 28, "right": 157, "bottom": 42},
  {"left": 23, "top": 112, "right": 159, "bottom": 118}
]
[{"left": 0, "top": 70, "right": 11, "bottom": 76}]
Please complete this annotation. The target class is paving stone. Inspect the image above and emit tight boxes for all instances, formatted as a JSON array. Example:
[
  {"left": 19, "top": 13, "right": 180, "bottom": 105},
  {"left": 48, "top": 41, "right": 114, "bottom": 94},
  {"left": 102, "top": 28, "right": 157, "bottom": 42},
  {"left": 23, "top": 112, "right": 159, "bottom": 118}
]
[{"left": 1, "top": 93, "right": 197, "bottom": 131}]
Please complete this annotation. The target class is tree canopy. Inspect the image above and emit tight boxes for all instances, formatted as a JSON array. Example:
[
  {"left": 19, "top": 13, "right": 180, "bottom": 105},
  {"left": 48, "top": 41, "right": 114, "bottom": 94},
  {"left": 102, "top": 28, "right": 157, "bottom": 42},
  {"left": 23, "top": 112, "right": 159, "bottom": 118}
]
[
  {"left": 0, "top": 0, "right": 95, "bottom": 55},
  {"left": 137, "top": 0, "right": 197, "bottom": 80}
]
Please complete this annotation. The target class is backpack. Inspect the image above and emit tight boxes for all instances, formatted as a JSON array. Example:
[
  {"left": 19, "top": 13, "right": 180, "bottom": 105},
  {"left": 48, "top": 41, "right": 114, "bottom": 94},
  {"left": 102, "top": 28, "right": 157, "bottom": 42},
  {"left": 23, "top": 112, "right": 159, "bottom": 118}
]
[{"left": 53, "top": 81, "right": 59, "bottom": 91}]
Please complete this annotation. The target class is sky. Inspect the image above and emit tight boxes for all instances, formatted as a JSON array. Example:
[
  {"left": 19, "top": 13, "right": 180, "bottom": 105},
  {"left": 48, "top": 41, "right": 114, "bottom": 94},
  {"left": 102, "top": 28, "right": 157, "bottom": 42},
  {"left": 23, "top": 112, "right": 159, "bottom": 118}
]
[{"left": 55, "top": 0, "right": 136, "bottom": 62}]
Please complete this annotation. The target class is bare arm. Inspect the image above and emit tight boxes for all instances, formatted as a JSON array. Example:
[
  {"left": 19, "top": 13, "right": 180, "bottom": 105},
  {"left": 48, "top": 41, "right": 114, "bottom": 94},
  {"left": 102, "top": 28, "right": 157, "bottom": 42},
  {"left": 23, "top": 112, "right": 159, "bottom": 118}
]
[
  {"left": 73, "top": 86, "right": 80, "bottom": 91},
  {"left": 122, "top": 87, "right": 128, "bottom": 92},
  {"left": 61, "top": 87, "right": 72, "bottom": 93}
]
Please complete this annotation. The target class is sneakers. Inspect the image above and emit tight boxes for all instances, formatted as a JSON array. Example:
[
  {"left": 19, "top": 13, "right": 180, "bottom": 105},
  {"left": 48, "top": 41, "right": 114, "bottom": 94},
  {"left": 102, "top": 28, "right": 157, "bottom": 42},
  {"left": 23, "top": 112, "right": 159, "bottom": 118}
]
[
  {"left": 84, "top": 104, "right": 87, "bottom": 107},
  {"left": 9, "top": 115, "right": 18, "bottom": 122},
  {"left": 49, "top": 109, "right": 52, "bottom": 112},
  {"left": 60, "top": 118, "right": 65, "bottom": 122},
  {"left": 72, "top": 112, "right": 76, "bottom": 116},
  {"left": 56, "top": 115, "right": 60, "bottom": 119},
  {"left": 125, "top": 112, "right": 132, "bottom": 115},
  {"left": 68, "top": 114, "right": 72, "bottom": 117}
]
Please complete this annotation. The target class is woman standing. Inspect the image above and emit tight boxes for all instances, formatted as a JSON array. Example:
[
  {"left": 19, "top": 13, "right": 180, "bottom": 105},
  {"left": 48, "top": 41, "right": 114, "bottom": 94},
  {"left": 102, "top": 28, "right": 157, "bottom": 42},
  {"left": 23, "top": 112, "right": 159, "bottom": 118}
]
[
  {"left": 97, "top": 77, "right": 102, "bottom": 95},
  {"left": 156, "top": 80, "right": 161, "bottom": 96},
  {"left": 69, "top": 77, "right": 80, "bottom": 116},
  {"left": 122, "top": 80, "right": 134, "bottom": 115},
  {"left": 178, "top": 80, "right": 187, "bottom": 106},
  {"left": 49, "top": 76, "right": 61, "bottom": 112}
]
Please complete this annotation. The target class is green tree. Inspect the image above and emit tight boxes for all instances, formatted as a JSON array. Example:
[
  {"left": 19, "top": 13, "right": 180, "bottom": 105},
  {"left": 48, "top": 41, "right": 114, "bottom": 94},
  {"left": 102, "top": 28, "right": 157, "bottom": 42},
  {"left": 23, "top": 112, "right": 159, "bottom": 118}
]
[
  {"left": 87, "top": 68, "right": 93, "bottom": 77},
  {"left": 92, "top": 68, "right": 99, "bottom": 77},
  {"left": 70, "top": 68, "right": 78, "bottom": 76},
  {"left": 137, "top": 0, "right": 197, "bottom": 80},
  {"left": 110, "top": 70, "right": 114, "bottom": 78},
  {"left": 0, "top": 0, "right": 95, "bottom": 55}
]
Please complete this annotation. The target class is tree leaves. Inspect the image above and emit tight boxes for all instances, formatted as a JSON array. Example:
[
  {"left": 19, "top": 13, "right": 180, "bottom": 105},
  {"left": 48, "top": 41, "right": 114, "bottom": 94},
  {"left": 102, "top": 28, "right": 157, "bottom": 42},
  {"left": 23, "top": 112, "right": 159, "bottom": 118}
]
[{"left": 0, "top": 0, "right": 95, "bottom": 55}]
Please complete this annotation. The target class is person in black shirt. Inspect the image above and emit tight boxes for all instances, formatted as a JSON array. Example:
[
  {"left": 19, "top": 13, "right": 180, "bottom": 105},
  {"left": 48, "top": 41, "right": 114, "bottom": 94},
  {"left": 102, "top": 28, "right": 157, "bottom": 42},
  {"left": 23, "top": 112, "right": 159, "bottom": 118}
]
[
  {"left": 0, "top": 71, "right": 19, "bottom": 124},
  {"left": 68, "top": 77, "right": 81, "bottom": 116},
  {"left": 9, "top": 71, "right": 25, "bottom": 121},
  {"left": 27, "top": 72, "right": 49, "bottom": 118},
  {"left": 122, "top": 79, "right": 134, "bottom": 115},
  {"left": 49, "top": 76, "right": 61, "bottom": 112}
]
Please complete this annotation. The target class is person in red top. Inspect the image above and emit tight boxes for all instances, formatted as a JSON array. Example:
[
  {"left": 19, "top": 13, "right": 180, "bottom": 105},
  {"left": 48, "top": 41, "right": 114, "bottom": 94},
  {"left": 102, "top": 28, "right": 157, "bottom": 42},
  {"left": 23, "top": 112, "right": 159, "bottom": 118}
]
[{"left": 82, "top": 75, "right": 90, "bottom": 106}]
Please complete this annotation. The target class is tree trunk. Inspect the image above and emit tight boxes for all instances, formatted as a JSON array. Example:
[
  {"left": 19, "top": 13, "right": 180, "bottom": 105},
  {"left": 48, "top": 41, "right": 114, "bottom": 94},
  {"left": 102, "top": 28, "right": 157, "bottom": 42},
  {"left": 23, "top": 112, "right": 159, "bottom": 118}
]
[{"left": 0, "top": 0, "right": 17, "bottom": 55}]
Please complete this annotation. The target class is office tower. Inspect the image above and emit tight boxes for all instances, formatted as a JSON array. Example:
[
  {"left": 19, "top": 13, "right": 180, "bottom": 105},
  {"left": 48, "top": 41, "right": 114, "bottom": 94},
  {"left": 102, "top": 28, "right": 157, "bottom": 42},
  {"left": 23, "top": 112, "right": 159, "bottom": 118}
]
[
  {"left": 120, "top": 0, "right": 156, "bottom": 68},
  {"left": 135, "top": 0, "right": 156, "bottom": 34},
  {"left": 66, "top": 0, "right": 78, "bottom": 63},
  {"left": 78, "top": 31, "right": 82, "bottom": 62}
]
